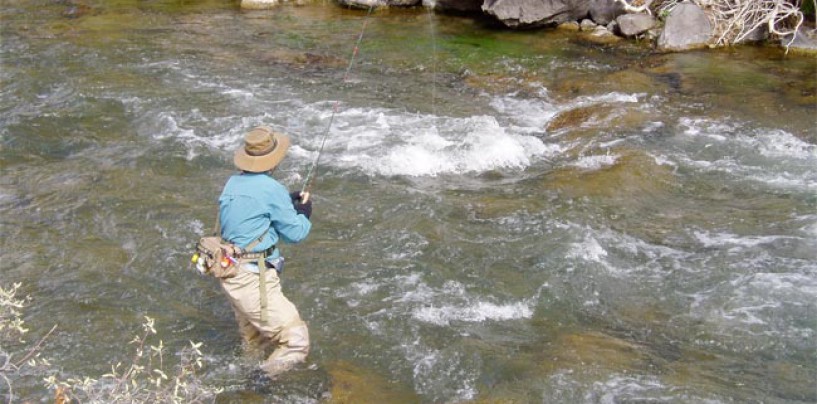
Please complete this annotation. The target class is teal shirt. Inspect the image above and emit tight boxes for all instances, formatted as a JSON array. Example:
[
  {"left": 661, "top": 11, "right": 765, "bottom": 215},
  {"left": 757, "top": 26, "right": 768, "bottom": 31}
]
[{"left": 218, "top": 172, "right": 311, "bottom": 263}]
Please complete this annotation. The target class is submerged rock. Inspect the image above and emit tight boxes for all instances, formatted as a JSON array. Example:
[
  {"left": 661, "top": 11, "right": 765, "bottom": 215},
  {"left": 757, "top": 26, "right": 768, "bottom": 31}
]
[
  {"left": 338, "top": 0, "right": 420, "bottom": 7},
  {"left": 328, "top": 361, "right": 419, "bottom": 403},
  {"left": 543, "top": 332, "right": 650, "bottom": 373},
  {"left": 577, "top": 25, "right": 622, "bottom": 45},
  {"left": 657, "top": 2, "right": 712, "bottom": 51},
  {"left": 559, "top": 21, "right": 581, "bottom": 31},
  {"left": 782, "top": 76, "right": 817, "bottom": 107},
  {"left": 241, "top": 0, "right": 280, "bottom": 9},
  {"left": 547, "top": 105, "right": 613, "bottom": 132},
  {"left": 242, "top": 0, "right": 317, "bottom": 8},
  {"left": 546, "top": 151, "right": 676, "bottom": 200},
  {"left": 259, "top": 48, "right": 347, "bottom": 69},
  {"left": 604, "top": 69, "right": 666, "bottom": 94},
  {"left": 62, "top": 1, "right": 94, "bottom": 19}
]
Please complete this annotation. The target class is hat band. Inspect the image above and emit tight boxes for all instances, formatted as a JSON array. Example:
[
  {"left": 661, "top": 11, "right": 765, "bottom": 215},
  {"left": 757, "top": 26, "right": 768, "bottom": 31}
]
[{"left": 245, "top": 138, "right": 277, "bottom": 157}]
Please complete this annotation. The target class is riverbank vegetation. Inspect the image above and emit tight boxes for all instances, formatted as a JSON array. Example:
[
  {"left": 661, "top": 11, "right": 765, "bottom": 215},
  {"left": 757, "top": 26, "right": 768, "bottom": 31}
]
[
  {"left": 0, "top": 284, "right": 220, "bottom": 403},
  {"left": 617, "top": 0, "right": 815, "bottom": 46}
]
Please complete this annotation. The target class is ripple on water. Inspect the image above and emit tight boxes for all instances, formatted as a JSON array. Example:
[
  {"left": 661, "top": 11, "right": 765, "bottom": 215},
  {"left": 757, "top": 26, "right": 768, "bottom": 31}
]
[
  {"left": 673, "top": 117, "right": 817, "bottom": 191},
  {"left": 689, "top": 272, "right": 817, "bottom": 348}
]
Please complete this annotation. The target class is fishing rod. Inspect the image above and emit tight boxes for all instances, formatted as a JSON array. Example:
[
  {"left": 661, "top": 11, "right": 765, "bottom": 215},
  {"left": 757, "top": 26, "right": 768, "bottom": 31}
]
[{"left": 300, "top": 5, "right": 375, "bottom": 200}]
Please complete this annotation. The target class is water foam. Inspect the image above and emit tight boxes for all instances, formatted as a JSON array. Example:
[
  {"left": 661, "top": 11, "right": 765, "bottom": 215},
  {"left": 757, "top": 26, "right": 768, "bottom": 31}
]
[
  {"left": 413, "top": 300, "right": 534, "bottom": 326},
  {"left": 406, "top": 343, "right": 479, "bottom": 402},
  {"left": 547, "top": 371, "right": 723, "bottom": 403},
  {"left": 570, "top": 153, "right": 619, "bottom": 170},
  {"left": 690, "top": 271, "right": 817, "bottom": 342},
  {"left": 400, "top": 279, "right": 534, "bottom": 325},
  {"left": 154, "top": 84, "right": 649, "bottom": 180},
  {"left": 802, "top": 219, "right": 817, "bottom": 238},
  {"left": 752, "top": 129, "right": 817, "bottom": 160},
  {"left": 561, "top": 222, "right": 695, "bottom": 280},
  {"left": 678, "top": 118, "right": 817, "bottom": 160},
  {"left": 490, "top": 91, "right": 643, "bottom": 133},
  {"left": 308, "top": 107, "right": 558, "bottom": 177},
  {"left": 693, "top": 230, "right": 793, "bottom": 249},
  {"left": 489, "top": 94, "right": 559, "bottom": 129},
  {"left": 573, "top": 92, "right": 643, "bottom": 106},
  {"left": 568, "top": 235, "right": 609, "bottom": 264}
]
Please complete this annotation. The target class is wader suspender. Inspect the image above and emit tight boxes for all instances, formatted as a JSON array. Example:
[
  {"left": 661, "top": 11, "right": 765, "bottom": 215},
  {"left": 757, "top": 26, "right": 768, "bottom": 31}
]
[{"left": 213, "top": 213, "right": 273, "bottom": 324}]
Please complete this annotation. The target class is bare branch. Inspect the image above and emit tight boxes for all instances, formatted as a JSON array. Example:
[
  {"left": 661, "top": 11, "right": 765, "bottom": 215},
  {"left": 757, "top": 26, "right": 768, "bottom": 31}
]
[
  {"left": 651, "top": 0, "right": 807, "bottom": 49},
  {"left": 615, "top": 0, "right": 656, "bottom": 15},
  {"left": 1, "top": 371, "right": 13, "bottom": 404},
  {"left": 13, "top": 324, "right": 57, "bottom": 368}
]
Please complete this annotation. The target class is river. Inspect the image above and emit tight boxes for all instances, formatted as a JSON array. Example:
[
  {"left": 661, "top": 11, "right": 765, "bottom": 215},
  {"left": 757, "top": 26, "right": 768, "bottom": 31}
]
[{"left": 1, "top": 0, "right": 815, "bottom": 402}]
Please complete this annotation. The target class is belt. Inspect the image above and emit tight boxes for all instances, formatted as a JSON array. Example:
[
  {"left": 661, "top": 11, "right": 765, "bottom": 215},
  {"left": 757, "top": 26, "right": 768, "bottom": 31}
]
[{"left": 239, "top": 245, "right": 275, "bottom": 260}]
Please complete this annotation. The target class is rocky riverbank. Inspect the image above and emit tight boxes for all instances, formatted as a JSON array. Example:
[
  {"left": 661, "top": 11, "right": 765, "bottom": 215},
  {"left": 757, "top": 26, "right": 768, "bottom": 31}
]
[{"left": 241, "top": 0, "right": 817, "bottom": 55}]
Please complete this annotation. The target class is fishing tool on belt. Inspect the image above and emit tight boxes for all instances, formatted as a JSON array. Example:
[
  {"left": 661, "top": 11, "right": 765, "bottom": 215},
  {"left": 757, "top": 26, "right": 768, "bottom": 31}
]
[
  {"left": 192, "top": 212, "right": 273, "bottom": 278},
  {"left": 299, "top": 5, "right": 375, "bottom": 200}
]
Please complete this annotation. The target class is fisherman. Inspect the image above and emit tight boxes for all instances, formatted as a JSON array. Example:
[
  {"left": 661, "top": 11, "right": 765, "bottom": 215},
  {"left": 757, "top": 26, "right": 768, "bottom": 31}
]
[{"left": 218, "top": 126, "right": 313, "bottom": 378}]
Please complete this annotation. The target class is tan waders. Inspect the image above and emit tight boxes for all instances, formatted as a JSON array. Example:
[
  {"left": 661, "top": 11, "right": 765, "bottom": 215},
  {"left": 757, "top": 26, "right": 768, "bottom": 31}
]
[{"left": 220, "top": 265, "right": 310, "bottom": 377}]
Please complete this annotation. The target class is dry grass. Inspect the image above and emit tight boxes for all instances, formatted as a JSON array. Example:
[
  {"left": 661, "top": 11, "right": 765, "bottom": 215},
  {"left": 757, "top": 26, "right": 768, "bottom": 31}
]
[{"left": 1, "top": 283, "right": 222, "bottom": 403}]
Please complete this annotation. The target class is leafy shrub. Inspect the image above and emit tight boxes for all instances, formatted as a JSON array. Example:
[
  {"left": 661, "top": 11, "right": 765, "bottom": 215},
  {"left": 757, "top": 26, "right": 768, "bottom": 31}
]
[{"left": 1, "top": 283, "right": 222, "bottom": 403}]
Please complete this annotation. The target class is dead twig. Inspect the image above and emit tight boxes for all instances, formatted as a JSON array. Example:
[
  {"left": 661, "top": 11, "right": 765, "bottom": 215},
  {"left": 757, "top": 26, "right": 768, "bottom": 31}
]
[{"left": 13, "top": 324, "right": 57, "bottom": 368}]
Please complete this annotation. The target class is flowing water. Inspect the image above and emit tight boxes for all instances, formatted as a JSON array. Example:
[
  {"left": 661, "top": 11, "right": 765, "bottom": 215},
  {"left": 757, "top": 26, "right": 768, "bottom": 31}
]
[{"left": 1, "top": 1, "right": 816, "bottom": 402}]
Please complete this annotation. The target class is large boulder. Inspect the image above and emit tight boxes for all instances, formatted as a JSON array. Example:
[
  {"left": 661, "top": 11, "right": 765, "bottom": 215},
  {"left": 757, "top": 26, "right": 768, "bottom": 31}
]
[
  {"left": 616, "top": 13, "right": 655, "bottom": 37},
  {"left": 737, "top": 24, "right": 768, "bottom": 43},
  {"left": 589, "top": 0, "right": 626, "bottom": 25},
  {"left": 427, "top": 0, "right": 483, "bottom": 13},
  {"left": 482, "top": 0, "right": 591, "bottom": 29},
  {"left": 657, "top": 2, "right": 712, "bottom": 51},
  {"left": 783, "top": 26, "right": 817, "bottom": 55}
]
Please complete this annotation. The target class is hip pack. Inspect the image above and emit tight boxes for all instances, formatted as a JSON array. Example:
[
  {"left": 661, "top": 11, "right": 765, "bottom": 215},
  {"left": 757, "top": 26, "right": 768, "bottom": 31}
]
[
  {"left": 192, "top": 206, "right": 275, "bottom": 325},
  {"left": 192, "top": 213, "right": 270, "bottom": 279},
  {"left": 193, "top": 236, "right": 243, "bottom": 278}
]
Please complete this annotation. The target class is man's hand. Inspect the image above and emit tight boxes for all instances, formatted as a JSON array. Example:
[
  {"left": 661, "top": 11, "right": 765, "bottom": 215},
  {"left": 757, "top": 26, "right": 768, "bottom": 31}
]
[{"left": 289, "top": 191, "right": 312, "bottom": 219}]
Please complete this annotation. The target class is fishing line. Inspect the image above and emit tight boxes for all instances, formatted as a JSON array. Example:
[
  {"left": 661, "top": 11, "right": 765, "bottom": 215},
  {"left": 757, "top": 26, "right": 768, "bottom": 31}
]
[
  {"left": 300, "top": 5, "right": 375, "bottom": 197},
  {"left": 425, "top": 2, "right": 438, "bottom": 118}
]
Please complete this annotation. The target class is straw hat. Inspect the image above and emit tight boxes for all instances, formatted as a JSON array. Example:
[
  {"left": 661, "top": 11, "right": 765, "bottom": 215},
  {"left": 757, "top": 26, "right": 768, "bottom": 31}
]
[{"left": 234, "top": 126, "right": 291, "bottom": 173}]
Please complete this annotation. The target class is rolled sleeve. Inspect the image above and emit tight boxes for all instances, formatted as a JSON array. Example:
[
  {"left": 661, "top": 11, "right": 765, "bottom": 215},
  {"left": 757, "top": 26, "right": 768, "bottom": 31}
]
[{"left": 267, "top": 187, "right": 312, "bottom": 244}]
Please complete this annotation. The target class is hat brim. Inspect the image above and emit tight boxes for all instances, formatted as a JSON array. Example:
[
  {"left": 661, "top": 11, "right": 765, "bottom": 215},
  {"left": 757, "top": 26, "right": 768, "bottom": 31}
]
[{"left": 234, "top": 132, "right": 291, "bottom": 172}]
